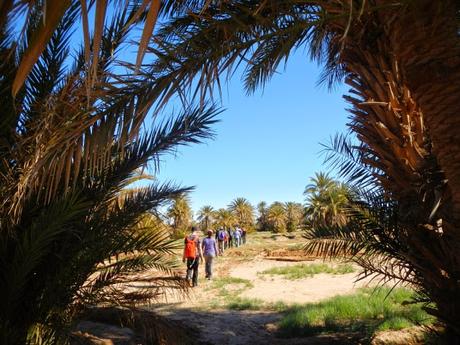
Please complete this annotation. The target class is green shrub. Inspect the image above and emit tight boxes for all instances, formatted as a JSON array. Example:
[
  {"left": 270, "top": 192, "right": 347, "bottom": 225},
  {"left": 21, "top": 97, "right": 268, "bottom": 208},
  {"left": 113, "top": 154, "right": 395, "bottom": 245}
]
[{"left": 278, "top": 287, "right": 434, "bottom": 338}]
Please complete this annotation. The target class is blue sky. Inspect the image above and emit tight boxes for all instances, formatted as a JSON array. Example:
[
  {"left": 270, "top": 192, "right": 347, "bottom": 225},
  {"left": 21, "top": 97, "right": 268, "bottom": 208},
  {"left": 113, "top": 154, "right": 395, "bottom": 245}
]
[
  {"left": 154, "top": 50, "right": 350, "bottom": 214},
  {"left": 57, "top": 6, "right": 350, "bottom": 215}
]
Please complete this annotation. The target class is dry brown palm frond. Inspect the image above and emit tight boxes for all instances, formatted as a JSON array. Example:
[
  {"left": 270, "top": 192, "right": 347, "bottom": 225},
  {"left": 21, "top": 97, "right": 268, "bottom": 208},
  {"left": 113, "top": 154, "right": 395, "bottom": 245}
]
[{"left": 9, "top": 0, "right": 170, "bottom": 96}]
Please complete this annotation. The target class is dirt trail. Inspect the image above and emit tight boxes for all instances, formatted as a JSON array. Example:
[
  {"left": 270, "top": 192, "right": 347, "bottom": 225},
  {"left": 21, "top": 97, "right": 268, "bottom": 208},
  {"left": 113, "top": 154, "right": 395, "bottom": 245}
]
[{"left": 151, "top": 235, "right": 374, "bottom": 345}]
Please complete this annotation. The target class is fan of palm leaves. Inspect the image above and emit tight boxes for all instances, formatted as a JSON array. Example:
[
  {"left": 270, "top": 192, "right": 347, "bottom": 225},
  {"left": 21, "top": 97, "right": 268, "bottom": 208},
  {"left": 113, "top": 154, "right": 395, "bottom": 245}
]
[
  {"left": 304, "top": 135, "right": 437, "bottom": 311},
  {"left": 0, "top": 2, "right": 220, "bottom": 344}
]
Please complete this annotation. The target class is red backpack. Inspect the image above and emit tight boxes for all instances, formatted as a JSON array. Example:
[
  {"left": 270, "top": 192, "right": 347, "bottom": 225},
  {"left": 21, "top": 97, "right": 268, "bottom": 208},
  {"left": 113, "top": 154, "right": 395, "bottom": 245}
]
[{"left": 184, "top": 235, "right": 198, "bottom": 258}]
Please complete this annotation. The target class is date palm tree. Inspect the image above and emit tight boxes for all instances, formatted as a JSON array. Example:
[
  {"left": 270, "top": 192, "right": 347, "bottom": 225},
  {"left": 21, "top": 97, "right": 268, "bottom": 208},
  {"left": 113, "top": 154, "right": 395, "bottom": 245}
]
[
  {"left": 228, "top": 197, "right": 255, "bottom": 231},
  {"left": 284, "top": 202, "right": 304, "bottom": 233},
  {"left": 214, "top": 208, "right": 235, "bottom": 230},
  {"left": 145, "top": 0, "right": 460, "bottom": 338},
  {"left": 197, "top": 205, "right": 214, "bottom": 231},
  {"left": 256, "top": 201, "right": 269, "bottom": 231},
  {"left": 167, "top": 194, "right": 193, "bottom": 237},
  {"left": 0, "top": 3, "right": 218, "bottom": 344},
  {"left": 304, "top": 172, "right": 336, "bottom": 198},
  {"left": 267, "top": 202, "right": 287, "bottom": 233},
  {"left": 304, "top": 173, "right": 349, "bottom": 228}
]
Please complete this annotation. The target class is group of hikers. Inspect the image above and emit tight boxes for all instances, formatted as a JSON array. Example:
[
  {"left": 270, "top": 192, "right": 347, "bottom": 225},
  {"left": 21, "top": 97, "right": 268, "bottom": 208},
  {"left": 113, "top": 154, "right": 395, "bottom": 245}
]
[{"left": 182, "top": 226, "right": 248, "bottom": 287}]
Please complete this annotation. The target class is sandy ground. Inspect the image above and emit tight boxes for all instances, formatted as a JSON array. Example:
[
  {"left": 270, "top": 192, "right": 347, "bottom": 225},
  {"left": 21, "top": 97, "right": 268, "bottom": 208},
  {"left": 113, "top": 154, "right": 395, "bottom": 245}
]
[
  {"left": 151, "top": 243, "right": 375, "bottom": 345},
  {"left": 232, "top": 258, "right": 370, "bottom": 304},
  {"left": 77, "top": 234, "right": 422, "bottom": 345}
]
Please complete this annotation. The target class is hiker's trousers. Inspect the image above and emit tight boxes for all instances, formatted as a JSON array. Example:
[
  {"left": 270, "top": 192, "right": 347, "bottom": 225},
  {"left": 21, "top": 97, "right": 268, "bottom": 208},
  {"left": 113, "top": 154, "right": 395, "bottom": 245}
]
[
  {"left": 204, "top": 255, "right": 215, "bottom": 278},
  {"left": 186, "top": 257, "right": 200, "bottom": 286}
]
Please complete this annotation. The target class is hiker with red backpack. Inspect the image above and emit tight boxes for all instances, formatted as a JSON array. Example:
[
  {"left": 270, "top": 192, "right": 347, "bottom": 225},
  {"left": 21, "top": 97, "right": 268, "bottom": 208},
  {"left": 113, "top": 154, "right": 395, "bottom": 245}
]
[{"left": 182, "top": 226, "right": 204, "bottom": 287}]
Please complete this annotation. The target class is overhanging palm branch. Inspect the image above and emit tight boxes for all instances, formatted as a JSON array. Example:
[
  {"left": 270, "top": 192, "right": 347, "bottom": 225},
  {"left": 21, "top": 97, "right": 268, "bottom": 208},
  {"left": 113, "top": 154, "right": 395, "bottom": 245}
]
[
  {"left": 304, "top": 190, "right": 414, "bottom": 286},
  {"left": 5, "top": 0, "right": 214, "bottom": 97},
  {"left": 0, "top": 2, "right": 221, "bottom": 344}
]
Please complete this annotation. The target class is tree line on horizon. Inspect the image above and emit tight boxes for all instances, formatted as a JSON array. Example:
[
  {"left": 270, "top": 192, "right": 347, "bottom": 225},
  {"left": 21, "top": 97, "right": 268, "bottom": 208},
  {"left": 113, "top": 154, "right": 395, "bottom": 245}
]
[{"left": 162, "top": 171, "right": 350, "bottom": 237}]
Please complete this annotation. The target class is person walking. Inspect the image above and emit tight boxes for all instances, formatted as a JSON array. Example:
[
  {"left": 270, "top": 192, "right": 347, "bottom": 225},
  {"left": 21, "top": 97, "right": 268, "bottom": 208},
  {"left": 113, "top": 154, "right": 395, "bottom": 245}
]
[
  {"left": 183, "top": 226, "right": 203, "bottom": 287},
  {"left": 217, "top": 227, "right": 226, "bottom": 255},
  {"left": 227, "top": 227, "right": 233, "bottom": 248},
  {"left": 202, "top": 230, "right": 218, "bottom": 280},
  {"left": 241, "top": 228, "right": 247, "bottom": 245},
  {"left": 234, "top": 227, "right": 241, "bottom": 248}
]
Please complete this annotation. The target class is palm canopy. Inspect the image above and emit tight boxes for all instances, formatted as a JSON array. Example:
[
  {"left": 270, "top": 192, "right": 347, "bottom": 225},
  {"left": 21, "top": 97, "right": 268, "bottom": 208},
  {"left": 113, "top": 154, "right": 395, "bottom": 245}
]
[
  {"left": 284, "top": 201, "right": 304, "bottom": 232},
  {"left": 304, "top": 172, "right": 336, "bottom": 197},
  {"left": 214, "top": 208, "right": 235, "bottom": 229},
  {"left": 228, "top": 197, "right": 255, "bottom": 229},
  {"left": 4, "top": 0, "right": 215, "bottom": 96},
  {"left": 0, "top": 2, "right": 220, "bottom": 343},
  {"left": 197, "top": 205, "right": 215, "bottom": 230},
  {"left": 267, "top": 202, "right": 287, "bottom": 233},
  {"left": 167, "top": 194, "right": 193, "bottom": 233}
]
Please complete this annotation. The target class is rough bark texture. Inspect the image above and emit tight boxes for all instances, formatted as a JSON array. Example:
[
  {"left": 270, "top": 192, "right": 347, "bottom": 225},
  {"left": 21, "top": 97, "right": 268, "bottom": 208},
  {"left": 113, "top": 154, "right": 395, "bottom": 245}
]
[
  {"left": 325, "top": 0, "right": 460, "bottom": 339},
  {"left": 395, "top": 1, "right": 460, "bottom": 221}
]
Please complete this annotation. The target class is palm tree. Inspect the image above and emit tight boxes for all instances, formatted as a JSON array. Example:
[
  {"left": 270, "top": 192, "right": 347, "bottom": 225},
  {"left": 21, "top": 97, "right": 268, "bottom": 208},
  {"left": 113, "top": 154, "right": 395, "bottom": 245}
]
[
  {"left": 214, "top": 208, "right": 235, "bottom": 230},
  {"left": 304, "top": 174, "right": 350, "bottom": 228},
  {"left": 197, "top": 205, "right": 214, "bottom": 231},
  {"left": 0, "top": 3, "right": 218, "bottom": 344},
  {"left": 304, "top": 172, "right": 336, "bottom": 197},
  {"left": 228, "top": 197, "right": 255, "bottom": 231},
  {"left": 167, "top": 195, "right": 193, "bottom": 237},
  {"left": 256, "top": 201, "right": 269, "bottom": 231},
  {"left": 147, "top": 1, "right": 460, "bottom": 337},
  {"left": 267, "top": 202, "right": 287, "bottom": 233},
  {"left": 284, "top": 202, "right": 304, "bottom": 232}
]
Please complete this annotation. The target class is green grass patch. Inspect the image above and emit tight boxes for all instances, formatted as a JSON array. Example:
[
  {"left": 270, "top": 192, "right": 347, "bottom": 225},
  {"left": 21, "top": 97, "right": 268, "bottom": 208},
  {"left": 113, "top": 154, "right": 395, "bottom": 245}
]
[
  {"left": 206, "top": 276, "right": 254, "bottom": 301},
  {"left": 211, "top": 276, "right": 253, "bottom": 290},
  {"left": 260, "top": 263, "right": 355, "bottom": 280},
  {"left": 278, "top": 287, "right": 434, "bottom": 339},
  {"left": 226, "top": 297, "right": 265, "bottom": 310},
  {"left": 225, "top": 297, "right": 290, "bottom": 311}
]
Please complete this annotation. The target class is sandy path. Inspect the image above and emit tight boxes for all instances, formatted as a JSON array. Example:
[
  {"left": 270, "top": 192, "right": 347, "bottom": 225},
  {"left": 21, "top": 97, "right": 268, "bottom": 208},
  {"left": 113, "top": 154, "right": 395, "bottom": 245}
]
[
  {"left": 151, "top": 251, "right": 373, "bottom": 344},
  {"left": 231, "top": 258, "right": 371, "bottom": 304}
]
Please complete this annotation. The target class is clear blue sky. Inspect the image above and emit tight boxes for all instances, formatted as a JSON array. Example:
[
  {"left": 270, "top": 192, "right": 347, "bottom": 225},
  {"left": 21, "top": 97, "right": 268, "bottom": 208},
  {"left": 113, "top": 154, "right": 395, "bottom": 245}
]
[{"left": 154, "top": 50, "right": 350, "bottom": 214}]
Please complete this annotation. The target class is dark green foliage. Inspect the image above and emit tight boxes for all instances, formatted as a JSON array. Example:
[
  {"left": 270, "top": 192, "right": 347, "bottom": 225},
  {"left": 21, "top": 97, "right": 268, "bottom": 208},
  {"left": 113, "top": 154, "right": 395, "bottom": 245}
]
[{"left": 0, "top": 3, "right": 219, "bottom": 344}]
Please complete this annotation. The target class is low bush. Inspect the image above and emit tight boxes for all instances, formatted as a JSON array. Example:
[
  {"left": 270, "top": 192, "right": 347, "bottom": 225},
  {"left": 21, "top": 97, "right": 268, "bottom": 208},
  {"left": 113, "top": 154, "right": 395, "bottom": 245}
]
[{"left": 278, "top": 287, "right": 434, "bottom": 338}]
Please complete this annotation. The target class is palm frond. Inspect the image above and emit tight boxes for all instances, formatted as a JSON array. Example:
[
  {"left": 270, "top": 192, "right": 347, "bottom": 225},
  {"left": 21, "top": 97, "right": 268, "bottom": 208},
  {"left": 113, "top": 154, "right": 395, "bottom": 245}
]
[
  {"left": 321, "top": 133, "right": 383, "bottom": 192},
  {"left": 304, "top": 189, "right": 414, "bottom": 285}
]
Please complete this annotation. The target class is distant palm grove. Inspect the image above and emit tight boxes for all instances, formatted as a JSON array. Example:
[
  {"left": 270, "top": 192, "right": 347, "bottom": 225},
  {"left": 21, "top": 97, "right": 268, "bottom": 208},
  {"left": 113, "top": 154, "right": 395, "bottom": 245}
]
[
  {"left": 161, "top": 172, "right": 348, "bottom": 237},
  {"left": 1, "top": 1, "right": 459, "bottom": 344}
]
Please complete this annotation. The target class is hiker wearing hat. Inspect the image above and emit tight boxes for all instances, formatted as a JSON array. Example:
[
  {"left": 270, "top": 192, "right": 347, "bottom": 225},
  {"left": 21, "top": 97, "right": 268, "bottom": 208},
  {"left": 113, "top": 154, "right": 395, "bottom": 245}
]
[
  {"left": 183, "top": 226, "right": 204, "bottom": 287},
  {"left": 202, "top": 229, "right": 219, "bottom": 280}
]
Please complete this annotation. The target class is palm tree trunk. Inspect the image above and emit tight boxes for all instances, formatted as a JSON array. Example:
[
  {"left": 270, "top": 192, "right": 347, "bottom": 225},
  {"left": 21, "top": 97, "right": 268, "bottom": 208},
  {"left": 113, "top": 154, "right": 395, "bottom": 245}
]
[
  {"left": 334, "top": 0, "right": 460, "bottom": 338},
  {"left": 383, "top": 1, "right": 460, "bottom": 338},
  {"left": 394, "top": 0, "right": 460, "bottom": 220}
]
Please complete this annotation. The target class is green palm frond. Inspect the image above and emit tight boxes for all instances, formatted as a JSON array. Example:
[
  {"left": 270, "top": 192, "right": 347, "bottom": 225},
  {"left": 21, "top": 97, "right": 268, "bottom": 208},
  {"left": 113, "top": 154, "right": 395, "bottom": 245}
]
[
  {"left": 321, "top": 133, "right": 384, "bottom": 192},
  {"left": 304, "top": 190, "right": 413, "bottom": 284},
  {"left": 145, "top": 1, "right": 403, "bottom": 104},
  {"left": 0, "top": 3, "right": 221, "bottom": 343}
]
